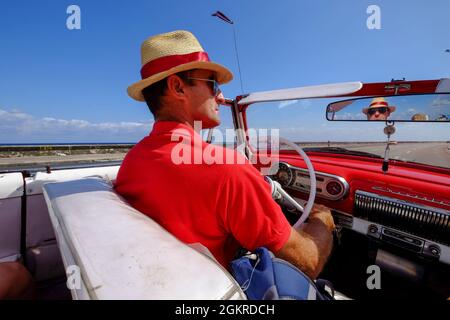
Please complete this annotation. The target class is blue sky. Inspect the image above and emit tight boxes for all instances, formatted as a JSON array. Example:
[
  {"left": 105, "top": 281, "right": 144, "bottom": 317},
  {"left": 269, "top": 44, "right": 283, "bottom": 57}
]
[{"left": 1, "top": 0, "right": 449, "bottom": 143}]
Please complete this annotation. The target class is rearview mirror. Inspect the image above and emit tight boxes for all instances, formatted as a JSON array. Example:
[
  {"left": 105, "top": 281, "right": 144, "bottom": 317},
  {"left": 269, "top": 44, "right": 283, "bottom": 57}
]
[{"left": 326, "top": 93, "right": 450, "bottom": 122}]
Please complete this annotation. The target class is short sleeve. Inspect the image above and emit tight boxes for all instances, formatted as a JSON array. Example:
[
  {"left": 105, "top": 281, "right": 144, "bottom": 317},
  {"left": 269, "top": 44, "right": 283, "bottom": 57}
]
[{"left": 218, "top": 163, "right": 291, "bottom": 253}]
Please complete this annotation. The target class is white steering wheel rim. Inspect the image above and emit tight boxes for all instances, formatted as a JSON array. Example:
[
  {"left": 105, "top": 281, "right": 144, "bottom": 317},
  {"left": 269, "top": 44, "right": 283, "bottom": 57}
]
[{"left": 278, "top": 137, "right": 317, "bottom": 229}]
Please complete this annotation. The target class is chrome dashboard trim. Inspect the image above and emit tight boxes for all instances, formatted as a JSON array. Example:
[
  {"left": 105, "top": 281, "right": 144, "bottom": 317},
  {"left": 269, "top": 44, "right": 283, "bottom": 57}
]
[
  {"left": 276, "top": 162, "right": 350, "bottom": 201},
  {"left": 354, "top": 190, "right": 450, "bottom": 246},
  {"left": 371, "top": 186, "right": 450, "bottom": 208},
  {"left": 350, "top": 216, "right": 450, "bottom": 266},
  {"left": 357, "top": 190, "right": 450, "bottom": 216}
]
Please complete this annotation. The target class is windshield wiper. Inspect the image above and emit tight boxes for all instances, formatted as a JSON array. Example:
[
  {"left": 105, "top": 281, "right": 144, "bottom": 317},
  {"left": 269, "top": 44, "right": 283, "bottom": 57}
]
[{"left": 303, "top": 147, "right": 383, "bottom": 159}]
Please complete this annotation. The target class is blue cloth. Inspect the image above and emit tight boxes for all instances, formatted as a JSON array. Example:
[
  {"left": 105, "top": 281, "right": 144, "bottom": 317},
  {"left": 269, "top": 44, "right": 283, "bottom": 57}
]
[{"left": 231, "top": 247, "right": 332, "bottom": 300}]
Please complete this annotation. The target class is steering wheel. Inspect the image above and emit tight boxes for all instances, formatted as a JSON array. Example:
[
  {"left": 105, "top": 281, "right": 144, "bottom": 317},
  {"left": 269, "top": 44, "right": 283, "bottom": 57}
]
[{"left": 265, "top": 137, "right": 317, "bottom": 229}]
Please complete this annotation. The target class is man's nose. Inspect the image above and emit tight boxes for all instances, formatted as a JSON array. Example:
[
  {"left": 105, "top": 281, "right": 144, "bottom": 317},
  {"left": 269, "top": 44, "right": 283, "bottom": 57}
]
[{"left": 215, "top": 91, "right": 225, "bottom": 105}]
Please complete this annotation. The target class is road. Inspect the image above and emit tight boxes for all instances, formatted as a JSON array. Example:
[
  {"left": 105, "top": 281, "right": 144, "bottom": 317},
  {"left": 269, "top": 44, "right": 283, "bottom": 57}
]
[
  {"left": 344, "top": 142, "right": 450, "bottom": 168},
  {"left": 0, "top": 153, "right": 127, "bottom": 170}
]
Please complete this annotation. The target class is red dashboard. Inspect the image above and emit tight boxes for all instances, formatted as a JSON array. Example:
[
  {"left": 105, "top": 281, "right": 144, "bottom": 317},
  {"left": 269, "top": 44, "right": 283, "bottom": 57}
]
[{"left": 255, "top": 150, "right": 450, "bottom": 214}]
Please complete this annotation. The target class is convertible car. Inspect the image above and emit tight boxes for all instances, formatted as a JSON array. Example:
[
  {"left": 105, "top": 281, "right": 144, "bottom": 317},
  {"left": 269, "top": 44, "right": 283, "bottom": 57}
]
[{"left": 0, "top": 78, "right": 449, "bottom": 299}]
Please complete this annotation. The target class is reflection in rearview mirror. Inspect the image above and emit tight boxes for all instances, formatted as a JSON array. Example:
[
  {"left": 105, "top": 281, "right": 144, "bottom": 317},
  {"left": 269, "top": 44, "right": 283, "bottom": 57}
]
[{"left": 326, "top": 93, "right": 450, "bottom": 122}]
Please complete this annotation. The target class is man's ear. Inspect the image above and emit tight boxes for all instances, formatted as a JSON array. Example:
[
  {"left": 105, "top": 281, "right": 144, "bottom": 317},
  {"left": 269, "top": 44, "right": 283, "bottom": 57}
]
[{"left": 166, "top": 75, "right": 185, "bottom": 97}]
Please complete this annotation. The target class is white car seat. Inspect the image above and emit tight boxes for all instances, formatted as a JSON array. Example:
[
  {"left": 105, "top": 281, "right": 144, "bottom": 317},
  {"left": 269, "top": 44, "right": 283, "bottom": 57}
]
[{"left": 42, "top": 177, "right": 245, "bottom": 300}]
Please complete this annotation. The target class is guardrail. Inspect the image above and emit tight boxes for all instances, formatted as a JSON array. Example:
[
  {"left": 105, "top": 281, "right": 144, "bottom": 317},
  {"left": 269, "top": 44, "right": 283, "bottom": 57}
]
[{"left": 0, "top": 144, "right": 135, "bottom": 152}]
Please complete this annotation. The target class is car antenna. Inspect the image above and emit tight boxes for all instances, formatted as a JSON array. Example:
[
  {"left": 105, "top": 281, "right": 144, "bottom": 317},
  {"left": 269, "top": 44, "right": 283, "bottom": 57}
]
[
  {"left": 212, "top": 11, "right": 245, "bottom": 94},
  {"left": 382, "top": 121, "right": 396, "bottom": 173}
]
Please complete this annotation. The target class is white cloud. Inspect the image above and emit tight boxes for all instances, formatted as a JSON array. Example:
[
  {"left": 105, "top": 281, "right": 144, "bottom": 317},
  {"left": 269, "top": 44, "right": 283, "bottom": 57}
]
[
  {"left": 0, "top": 108, "right": 153, "bottom": 143},
  {"left": 278, "top": 99, "right": 313, "bottom": 110},
  {"left": 431, "top": 97, "right": 450, "bottom": 108},
  {"left": 278, "top": 99, "right": 299, "bottom": 109},
  {"left": 430, "top": 96, "right": 450, "bottom": 115}
]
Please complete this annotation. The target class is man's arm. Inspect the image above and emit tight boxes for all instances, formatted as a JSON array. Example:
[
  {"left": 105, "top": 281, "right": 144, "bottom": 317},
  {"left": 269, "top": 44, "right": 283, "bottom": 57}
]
[
  {"left": 0, "top": 262, "right": 35, "bottom": 300},
  {"left": 273, "top": 204, "right": 335, "bottom": 280}
]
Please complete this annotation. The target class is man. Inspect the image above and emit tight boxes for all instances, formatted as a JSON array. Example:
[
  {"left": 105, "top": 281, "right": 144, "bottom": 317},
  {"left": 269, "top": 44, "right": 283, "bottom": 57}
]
[
  {"left": 115, "top": 30, "right": 334, "bottom": 280},
  {"left": 362, "top": 97, "right": 396, "bottom": 120}
]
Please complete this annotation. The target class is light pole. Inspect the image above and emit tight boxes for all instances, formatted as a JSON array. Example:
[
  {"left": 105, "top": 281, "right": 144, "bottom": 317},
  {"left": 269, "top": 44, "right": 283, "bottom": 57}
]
[{"left": 212, "top": 11, "right": 244, "bottom": 94}]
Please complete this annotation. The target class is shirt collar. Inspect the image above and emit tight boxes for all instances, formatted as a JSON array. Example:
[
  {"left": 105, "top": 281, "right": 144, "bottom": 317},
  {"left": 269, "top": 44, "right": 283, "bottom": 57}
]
[{"left": 150, "top": 120, "right": 199, "bottom": 139}]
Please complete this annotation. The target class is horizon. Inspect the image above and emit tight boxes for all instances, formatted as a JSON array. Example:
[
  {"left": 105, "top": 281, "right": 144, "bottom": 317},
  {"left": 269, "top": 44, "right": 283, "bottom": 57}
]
[{"left": 1, "top": 140, "right": 448, "bottom": 147}]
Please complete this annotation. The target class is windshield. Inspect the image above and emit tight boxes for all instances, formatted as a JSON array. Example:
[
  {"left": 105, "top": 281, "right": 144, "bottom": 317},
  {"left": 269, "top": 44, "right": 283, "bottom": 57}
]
[{"left": 245, "top": 99, "right": 450, "bottom": 169}]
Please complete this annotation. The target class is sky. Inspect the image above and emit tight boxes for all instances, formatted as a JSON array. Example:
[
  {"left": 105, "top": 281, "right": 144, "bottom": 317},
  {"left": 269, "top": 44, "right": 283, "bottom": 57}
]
[{"left": 1, "top": 0, "right": 449, "bottom": 143}]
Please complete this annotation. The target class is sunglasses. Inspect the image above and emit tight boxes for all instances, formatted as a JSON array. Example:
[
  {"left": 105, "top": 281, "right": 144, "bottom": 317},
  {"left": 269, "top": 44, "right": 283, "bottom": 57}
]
[
  {"left": 368, "top": 107, "right": 388, "bottom": 116},
  {"left": 187, "top": 77, "right": 221, "bottom": 96}
]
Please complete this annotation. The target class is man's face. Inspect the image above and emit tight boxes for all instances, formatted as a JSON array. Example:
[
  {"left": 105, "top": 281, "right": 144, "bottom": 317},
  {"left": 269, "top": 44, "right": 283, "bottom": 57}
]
[
  {"left": 367, "top": 107, "right": 391, "bottom": 120},
  {"left": 184, "top": 69, "right": 225, "bottom": 129}
]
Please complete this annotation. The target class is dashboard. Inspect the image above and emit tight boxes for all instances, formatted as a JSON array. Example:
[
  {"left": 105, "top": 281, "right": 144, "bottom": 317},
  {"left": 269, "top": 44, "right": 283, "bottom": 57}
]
[
  {"left": 269, "top": 156, "right": 450, "bottom": 266},
  {"left": 273, "top": 162, "right": 349, "bottom": 201}
]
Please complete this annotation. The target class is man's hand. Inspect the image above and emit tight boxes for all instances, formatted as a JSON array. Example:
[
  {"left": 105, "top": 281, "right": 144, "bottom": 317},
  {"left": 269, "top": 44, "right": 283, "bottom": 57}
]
[
  {"left": 275, "top": 203, "right": 335, "bottom": 279},
  {"left": 308, "top": 204, "right": 335, "bottom": 233}
]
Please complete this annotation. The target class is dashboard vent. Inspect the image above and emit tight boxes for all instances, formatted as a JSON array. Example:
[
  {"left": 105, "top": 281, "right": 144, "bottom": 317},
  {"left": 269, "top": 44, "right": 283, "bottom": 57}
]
[{"left": 354, "top": 191, "right": 450, "bottom": 245}]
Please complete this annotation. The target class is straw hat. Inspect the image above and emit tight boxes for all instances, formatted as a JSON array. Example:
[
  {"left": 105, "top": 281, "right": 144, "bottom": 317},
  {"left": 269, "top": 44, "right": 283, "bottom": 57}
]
[
  {"left": 127, "top": 30, "right": 233, "bottom": 101},
  {"left": 362, "top": 97, "right": 396, "bottom": 114},
  {"left": 411, "top": 113, "right": 429, "bottom": 121}
]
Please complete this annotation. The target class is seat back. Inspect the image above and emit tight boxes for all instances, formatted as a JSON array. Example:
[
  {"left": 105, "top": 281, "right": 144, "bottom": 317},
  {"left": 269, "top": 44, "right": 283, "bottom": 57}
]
[
  {"left": 43, "top": 177, "right": 245, "bottom": 300},
  {"left": 0, "top": 172, "right": 23, "bottom": 262}
]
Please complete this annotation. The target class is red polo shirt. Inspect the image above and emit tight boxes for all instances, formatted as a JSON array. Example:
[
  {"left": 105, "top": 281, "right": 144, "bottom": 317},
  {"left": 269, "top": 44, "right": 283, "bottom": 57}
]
[{"left": 115, "top": 121, "right": 291, "bottom": 268}]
